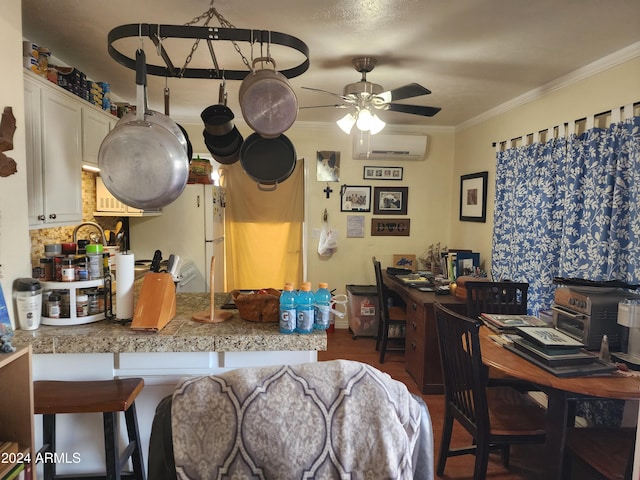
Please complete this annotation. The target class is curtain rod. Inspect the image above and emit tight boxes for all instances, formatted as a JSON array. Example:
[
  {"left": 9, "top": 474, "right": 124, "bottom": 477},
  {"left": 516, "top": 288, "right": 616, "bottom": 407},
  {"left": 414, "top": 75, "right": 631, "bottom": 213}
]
[{"left": 491, "top": 100, "right": 639, "bottom": 147}]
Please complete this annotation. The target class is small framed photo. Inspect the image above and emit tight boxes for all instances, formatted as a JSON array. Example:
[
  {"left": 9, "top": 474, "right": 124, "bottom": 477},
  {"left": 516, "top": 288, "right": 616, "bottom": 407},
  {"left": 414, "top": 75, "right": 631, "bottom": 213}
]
[
  {"left": 317, "top": 151, "right": 340, "bottom": 181},
  {"left": 373, "top": 186, "right": 408, "bottom": 215},
  {"left": 460, "top": 171, "right": 488, "bottom": 222},
  {"left": 340, "top": 185, "right": 371, "bottom": 212},
  {"left": 363, "top": 166, "right": 403, "bottom": 181}
]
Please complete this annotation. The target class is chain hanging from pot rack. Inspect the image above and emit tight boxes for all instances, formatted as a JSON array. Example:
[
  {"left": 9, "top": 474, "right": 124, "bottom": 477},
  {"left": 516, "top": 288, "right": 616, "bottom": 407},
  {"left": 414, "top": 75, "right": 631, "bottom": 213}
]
[{"left": 107, "top": 0, "right": 309, "bottom": 81}]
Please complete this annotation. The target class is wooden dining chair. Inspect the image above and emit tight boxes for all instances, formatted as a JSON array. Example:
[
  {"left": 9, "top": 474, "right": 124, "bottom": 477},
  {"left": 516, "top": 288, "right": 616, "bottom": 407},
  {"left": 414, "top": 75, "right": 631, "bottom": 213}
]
[
  {"left": 464, "top": 281, "right": 538, "bottom": 391},
  {"left": 434, "top": 302, "right": 546, "bottom": 480},
  {"left": 372, "top": 257, "right": 407, "bottom": 363},
  {"left": 465, "top": 281, "right": 529, "bottom": 320},
  {"left": 563, "top": 426, "right": 636, "bottom": 480}
]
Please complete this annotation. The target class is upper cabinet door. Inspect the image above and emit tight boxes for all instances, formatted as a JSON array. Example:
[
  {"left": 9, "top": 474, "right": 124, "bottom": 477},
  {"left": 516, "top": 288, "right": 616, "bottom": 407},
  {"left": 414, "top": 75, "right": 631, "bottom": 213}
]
[
  {"left": 23, "top": 77, "right": 45, "bottom": 226},
  {"left": 41, "top": 87, "right": 82, "bottom": 225},
  {"left": 82, "top": 106, "right": 113, "bottom": 169}
]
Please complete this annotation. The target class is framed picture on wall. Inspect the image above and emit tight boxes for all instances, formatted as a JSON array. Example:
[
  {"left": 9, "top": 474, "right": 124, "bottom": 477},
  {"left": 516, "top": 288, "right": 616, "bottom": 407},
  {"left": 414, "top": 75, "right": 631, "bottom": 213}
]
[
  {"left": 340, "top": 185, "right": 371, "bottom": 212},
  {"left": 373, "top": 186, "right": 408, "bottom": 215},
  {"left": 459, "top": 171, "right": 488, "bottom": 222},
  {"left": 363, "top": 166, "right": 403, "bottom": 180}
]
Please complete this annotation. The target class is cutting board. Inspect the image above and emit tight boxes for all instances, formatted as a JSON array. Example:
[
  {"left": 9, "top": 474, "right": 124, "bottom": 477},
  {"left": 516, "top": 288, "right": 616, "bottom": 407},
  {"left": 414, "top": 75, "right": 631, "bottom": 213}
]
[{"left": 131, "top": 272, "right": 176, "bottom": 331}]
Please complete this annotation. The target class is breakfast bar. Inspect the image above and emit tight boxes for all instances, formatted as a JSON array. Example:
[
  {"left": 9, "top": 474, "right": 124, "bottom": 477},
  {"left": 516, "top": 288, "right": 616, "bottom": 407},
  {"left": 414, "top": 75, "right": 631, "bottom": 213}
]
[{"left": 12, "top": 292, "right": 327, "bottom": 476}]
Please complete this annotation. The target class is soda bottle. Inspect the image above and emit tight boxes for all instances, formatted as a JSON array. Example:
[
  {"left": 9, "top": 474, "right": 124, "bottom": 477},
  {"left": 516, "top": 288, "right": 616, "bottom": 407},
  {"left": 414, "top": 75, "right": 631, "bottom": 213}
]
[
  {"left": 314, "top": 282, "right": 331, "bottom": 330},
  {"left": 279, "top": 283, "right": 297, "bottom": 334},
  {"left": 296, "top": 282, "right": 314, "bottom": 334}
]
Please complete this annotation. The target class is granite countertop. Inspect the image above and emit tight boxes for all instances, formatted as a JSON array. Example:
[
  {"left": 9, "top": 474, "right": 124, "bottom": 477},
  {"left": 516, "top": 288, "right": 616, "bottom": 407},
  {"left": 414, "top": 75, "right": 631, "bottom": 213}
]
[{"left": 12, "top": 293, "right": 327, "bottom": 355}]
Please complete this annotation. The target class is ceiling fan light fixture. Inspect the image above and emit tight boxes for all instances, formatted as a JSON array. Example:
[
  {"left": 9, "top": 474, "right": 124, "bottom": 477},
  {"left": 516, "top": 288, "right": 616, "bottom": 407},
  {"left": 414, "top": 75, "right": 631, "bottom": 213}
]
[
  {"left": 368, "top": 113, "right": 386, "bottom": 135},
  {"left": 355, "top": 108, "right": 374, "bottom": 131},
  {"left": 336, "top": 113, "right": 356, "bottom": 134}
]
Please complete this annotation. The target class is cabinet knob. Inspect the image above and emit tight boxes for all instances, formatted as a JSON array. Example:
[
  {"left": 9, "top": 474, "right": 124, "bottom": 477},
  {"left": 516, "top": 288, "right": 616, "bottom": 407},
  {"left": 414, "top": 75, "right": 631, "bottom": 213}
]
[
  {"left": 412, "top": 321, "right": 417, "bottom": 330},
  {"left": 49, "top": 213, "right": 57, "bottom": 219},
  {"left": 411, "top": 303, "right": 417, "bottom": 311},
  {"left": 411, "top": 341, "right": 416, "bottom": 350},
  {"left": 37, "top": 214, "right": 45, "bottom": 221}
]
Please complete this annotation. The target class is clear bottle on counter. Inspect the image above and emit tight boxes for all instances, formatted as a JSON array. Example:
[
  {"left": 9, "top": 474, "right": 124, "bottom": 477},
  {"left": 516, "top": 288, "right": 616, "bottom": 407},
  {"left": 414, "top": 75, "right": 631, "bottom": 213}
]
[
  {"left": 314, "top": 282, "right": 331, "bottom": 330},
  {"left": 279, "top": 283, "right": 297, "bottom": 334},
  {"left": 76, "top": 293, "right": 89, "bottom": 317},
  {"left": 39, "top": 257, "right": 53, "bottom": 281},
  {"left": 87, "top": 289, "right": 100, "bottom": 315},
  {"left": 296, "top": 282, "right": 315, "bottom": 334},
  {"left": 61, "top": 258, "right": 75, "bottom": 282},
  {"left": 86, "top": 244, "right": 104, "bottom": 280},
  {"left": 47, "top": 293, "right": 61, "bottom": 319}
]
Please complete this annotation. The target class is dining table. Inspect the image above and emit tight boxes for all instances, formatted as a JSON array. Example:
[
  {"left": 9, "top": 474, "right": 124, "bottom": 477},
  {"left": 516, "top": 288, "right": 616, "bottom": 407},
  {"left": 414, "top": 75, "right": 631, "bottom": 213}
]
[{"left": 479, "top": 326, "right": 640, "bottom": 479}]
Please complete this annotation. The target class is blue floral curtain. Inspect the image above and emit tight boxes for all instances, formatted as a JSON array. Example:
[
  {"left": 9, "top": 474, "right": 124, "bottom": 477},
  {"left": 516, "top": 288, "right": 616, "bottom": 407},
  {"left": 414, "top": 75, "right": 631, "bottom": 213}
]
[{"left": 493, "top": 115, "right": 640, "bottom": 314}]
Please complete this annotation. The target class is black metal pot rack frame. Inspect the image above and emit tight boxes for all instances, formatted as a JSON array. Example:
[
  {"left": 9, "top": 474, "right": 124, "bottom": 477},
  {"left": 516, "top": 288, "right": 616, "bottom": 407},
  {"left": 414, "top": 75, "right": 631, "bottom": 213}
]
[{"left": 108, "top": 23, "right": 310, "bottom": 80}]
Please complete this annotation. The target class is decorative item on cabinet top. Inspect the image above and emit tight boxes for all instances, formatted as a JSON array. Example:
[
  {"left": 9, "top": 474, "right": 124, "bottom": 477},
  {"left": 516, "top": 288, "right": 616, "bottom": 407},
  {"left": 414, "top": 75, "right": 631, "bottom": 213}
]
[{"left": 0, "top": 106, "right": 17, "bottom": 178}]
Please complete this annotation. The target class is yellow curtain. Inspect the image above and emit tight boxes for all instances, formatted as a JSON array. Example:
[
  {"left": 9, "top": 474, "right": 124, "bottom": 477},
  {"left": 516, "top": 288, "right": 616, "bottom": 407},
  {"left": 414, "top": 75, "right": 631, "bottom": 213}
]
[{"left": 220, "top": 160, "right": 304, "bottom": 290}]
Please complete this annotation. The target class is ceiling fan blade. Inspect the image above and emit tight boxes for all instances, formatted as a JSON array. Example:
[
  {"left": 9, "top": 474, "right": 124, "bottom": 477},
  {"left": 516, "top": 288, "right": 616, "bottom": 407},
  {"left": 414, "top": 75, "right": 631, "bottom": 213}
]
[
  {"left": 386, "top": 103, "right": 441, "bottom": 117},
  {"left": 301, "top": 86, "right": 352, "bottom": 102},
  {"left": 378, "top": 83, "right": 432, "bottom": 103},
  {"left": 299, "top": 104, "right": 350, "bottom": 109}
]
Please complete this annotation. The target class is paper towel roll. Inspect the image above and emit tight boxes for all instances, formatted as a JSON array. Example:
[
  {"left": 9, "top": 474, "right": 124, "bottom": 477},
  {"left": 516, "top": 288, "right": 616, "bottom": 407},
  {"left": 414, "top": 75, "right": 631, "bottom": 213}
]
[{"left": 115, "top": 252, "right": 135, "bottom": 320}]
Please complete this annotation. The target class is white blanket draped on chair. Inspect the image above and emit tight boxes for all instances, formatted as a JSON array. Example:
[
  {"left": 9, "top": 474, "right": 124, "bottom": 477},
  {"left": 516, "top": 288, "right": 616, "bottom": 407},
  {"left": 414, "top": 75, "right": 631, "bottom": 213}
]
[{"left": 171, "top": 359, "right": 432, "bottom": 480}]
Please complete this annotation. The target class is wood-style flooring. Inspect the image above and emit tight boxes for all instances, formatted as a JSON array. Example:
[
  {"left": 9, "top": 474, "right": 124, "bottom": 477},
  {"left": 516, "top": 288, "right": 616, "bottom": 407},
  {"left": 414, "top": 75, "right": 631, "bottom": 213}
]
[{"left": 318, "top": 328, "right": 599, "bottom": 480}]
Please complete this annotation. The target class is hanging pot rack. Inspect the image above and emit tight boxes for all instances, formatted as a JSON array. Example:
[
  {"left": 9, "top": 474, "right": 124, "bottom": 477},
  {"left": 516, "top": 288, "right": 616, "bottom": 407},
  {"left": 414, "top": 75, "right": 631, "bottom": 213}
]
[{"left": 108, "top": 23, "right": 310, "bottom": 81}]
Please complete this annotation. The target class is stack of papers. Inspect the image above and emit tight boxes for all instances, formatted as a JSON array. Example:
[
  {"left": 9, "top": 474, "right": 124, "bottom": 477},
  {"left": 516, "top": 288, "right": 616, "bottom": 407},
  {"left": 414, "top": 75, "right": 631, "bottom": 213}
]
[
  {"left": 480, "top": 313, "right": 547, "bottom": 333},
  {"left": 503, "top": 327, "right": 617, "bottom": 377}
]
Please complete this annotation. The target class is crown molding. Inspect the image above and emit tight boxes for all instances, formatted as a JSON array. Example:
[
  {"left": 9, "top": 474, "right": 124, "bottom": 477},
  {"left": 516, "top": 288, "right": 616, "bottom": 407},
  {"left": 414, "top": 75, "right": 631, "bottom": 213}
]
[{"left": 456, "top": 41, "right": 640, "bottom": 133}]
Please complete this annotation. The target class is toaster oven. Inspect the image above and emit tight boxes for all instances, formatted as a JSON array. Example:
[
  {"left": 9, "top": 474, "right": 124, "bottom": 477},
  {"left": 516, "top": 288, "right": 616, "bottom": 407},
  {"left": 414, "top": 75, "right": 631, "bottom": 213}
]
[{"left": 552, "top": 286, "right": 631, "bottom": 350}]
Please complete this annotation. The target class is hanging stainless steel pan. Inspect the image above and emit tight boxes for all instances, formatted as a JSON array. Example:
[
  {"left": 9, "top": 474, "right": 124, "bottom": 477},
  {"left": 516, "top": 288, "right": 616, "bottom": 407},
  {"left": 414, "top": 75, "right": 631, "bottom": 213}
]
[
  {"left": 98, "top": 50, "right": 189, "bottom": 209},
  {"left": 239, "top": 132, "right": 296, "bottom": 191},
  {"left": 239, "top": 57, "right": 298, "bottom": 138}
]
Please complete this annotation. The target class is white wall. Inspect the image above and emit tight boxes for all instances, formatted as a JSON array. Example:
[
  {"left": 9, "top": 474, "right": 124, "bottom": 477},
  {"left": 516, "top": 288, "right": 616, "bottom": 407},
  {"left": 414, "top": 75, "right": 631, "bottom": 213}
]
[
  {"left": 0, "top": 0, "right": 32, "bottom": 328},
  {"left": 451, "top": 53, "right": 640, "bottom": 274}
]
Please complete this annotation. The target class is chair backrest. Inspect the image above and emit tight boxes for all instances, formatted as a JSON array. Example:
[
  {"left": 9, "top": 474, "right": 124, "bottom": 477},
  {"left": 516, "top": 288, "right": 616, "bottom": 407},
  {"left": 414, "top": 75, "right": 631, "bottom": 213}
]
[
  {"left": 434, "top": 302, "right": 489, "bottom": 439},
  {"left": 372, "top": 256, "right": 391, "bottom": 324},
  {"left": 465, "top": 281, "right": 529, "bottom": 320}
]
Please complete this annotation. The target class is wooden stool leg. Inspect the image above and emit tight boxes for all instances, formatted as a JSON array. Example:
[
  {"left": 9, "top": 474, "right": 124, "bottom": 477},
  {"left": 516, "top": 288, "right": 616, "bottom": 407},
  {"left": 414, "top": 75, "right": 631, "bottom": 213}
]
[
  {"left": 42, "top": 413, "right": 56, "bottom": 480},
  {"left": 103, "top": 412, "right": 120, "bottom": 480},
  {"left": 124, "top": 403, "right": 146, "bottom": 480}
]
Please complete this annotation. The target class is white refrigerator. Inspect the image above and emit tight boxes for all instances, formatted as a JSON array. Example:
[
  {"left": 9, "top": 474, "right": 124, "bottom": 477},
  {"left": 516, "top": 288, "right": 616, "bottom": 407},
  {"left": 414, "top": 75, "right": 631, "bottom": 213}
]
[{"left": 128, "top": 184, "right": 225, "bottom": 292}]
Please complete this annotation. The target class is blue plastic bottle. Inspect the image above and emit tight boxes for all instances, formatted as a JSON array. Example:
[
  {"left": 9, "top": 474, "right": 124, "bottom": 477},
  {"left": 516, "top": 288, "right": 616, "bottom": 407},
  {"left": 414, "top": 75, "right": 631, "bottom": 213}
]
[
  {"left": 296, "top": 282, "right": 315, "bottom": 334},
  {"left": 314, "top": 282, "right": 331, "bottom": 330},
  {"left": 279, "top": 283, "right": 297, "bottom": 334}
]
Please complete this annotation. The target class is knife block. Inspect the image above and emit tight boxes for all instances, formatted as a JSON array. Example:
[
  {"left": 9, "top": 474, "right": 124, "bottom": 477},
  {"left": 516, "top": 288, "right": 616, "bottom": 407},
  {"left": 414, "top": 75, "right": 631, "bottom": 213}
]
[{"left": 131, "top": 272, "right": 176, "bottom": 331}]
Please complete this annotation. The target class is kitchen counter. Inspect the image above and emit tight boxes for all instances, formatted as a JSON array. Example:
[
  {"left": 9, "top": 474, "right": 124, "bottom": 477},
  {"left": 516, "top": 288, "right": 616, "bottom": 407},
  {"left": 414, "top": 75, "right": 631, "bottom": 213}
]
[{"left": 13, "top": 292, "right": 327, "bottom": 354}]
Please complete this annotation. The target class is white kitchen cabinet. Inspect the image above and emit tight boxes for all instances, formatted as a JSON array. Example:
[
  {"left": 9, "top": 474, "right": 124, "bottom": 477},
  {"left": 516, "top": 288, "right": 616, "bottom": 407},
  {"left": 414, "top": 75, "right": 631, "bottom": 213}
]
[
  {"left": 24, "top": 72, "right": 83, "bottom": 227},
  {"left": 81, "top": 105, "right": 116, "bottom": 169}
]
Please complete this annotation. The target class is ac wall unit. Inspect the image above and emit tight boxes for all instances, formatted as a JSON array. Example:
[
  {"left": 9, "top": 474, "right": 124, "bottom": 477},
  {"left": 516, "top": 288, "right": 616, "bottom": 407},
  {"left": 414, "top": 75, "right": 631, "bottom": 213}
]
[{"left": 352, "top": 133, "right": 427, "bottom": 160}]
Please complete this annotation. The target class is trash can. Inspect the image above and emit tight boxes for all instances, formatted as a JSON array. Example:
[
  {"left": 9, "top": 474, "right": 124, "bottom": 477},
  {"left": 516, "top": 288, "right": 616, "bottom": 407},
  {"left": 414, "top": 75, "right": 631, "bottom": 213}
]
[{"left": 346, "top": 285, "right": 379, "bottom": 338}]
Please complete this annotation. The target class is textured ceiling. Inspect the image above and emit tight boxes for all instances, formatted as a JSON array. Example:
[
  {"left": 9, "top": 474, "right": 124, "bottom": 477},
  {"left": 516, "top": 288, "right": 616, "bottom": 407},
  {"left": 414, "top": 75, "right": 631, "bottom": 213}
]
[{"left": 21, "top": 0, "right": 640, "bottom": 127}]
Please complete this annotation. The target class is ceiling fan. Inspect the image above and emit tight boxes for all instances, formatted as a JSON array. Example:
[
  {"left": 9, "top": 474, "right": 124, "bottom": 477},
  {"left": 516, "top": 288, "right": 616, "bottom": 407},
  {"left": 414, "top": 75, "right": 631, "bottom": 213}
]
[{"left": 302, "top": 56, "right": 441, "bottom": 134}]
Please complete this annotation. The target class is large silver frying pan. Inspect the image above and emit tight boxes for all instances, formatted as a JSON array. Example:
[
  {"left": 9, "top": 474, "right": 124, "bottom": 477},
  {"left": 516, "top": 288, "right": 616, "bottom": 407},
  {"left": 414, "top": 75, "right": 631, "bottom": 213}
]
[{"left": 98, "top": 49, "right": 189, "bottom": 209}]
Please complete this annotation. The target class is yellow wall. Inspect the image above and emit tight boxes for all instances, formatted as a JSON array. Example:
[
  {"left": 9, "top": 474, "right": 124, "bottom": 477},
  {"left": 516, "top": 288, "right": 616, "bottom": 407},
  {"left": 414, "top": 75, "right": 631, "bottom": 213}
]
[
  {"left": 452, "top": 56, "right": 640, "bottom": 273},
  {"left": 183, "top": 122, "right": 456, "bottom": 294}
]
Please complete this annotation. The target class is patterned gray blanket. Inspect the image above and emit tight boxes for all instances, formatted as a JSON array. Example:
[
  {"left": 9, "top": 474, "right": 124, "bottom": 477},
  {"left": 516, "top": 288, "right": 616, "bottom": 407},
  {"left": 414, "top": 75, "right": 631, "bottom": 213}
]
[{"left": 171, "top": 360, "right": 431, "bottom": 479}]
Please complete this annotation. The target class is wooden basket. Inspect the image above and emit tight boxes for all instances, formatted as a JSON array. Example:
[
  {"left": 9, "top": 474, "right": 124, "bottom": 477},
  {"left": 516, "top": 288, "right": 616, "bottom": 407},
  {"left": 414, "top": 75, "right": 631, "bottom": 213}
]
[{"left": 231, "top": 289, "right": 281, "bottom": 323}]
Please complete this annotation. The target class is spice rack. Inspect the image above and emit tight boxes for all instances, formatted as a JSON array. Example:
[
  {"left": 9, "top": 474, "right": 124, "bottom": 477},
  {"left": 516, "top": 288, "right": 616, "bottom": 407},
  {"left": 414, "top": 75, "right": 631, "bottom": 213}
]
[{"left": 41, "top": 279, "right": 105, "bottom": 326}]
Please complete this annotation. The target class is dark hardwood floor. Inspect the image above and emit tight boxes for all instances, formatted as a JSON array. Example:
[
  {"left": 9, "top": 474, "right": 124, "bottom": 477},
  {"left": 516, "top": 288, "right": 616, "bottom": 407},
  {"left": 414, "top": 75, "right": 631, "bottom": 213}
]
[{"left": 318, "top": 328, "right": 598, "bottom": 480}]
